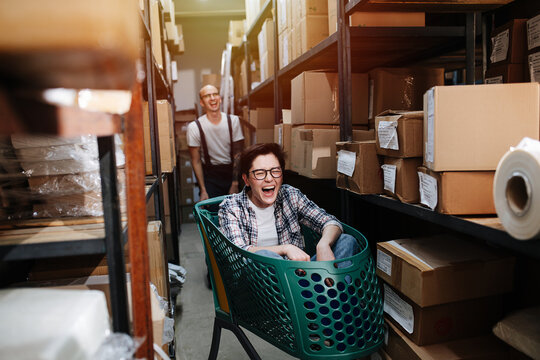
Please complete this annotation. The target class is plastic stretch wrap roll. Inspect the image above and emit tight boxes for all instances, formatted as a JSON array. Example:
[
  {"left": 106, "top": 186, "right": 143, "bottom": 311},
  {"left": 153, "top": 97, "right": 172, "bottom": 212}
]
[{"left": 494, "top": 137, "right": 540, "bottom": 240}]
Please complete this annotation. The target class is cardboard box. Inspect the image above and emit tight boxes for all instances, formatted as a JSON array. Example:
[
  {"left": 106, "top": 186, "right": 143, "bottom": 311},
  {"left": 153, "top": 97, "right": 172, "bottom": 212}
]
[
  {"left": 291, "top": 126, "right": 374, "bottom": 178},
  {"left": 228, "top": 20, "right": 245, "bottom": 47},
  {"left": 375, "top": 110, "right": 423, "bottom": 158},
  {"left": 277, "top": 0, "right": 292, "bottom": 35},
  {"left": 350, "top": 12, "right": 425, "bottom": 27},
  {"left": 485, "top": 63, "right": 525, "bottom": 83},
  {"left": 147, "top": 221, "right": 167, "bottom": 298},
  {"left": 527, "top": 50, "right": 540, "bottom": 82},
  {"left": 202, "top": 74, "right": 221, "bottom": 90},
  {"left": 257, "top": 18, "right": 274, "bottom": 55},
  {"left": 417, "top": 167, "right": 496, "bottom": 215},
  {"left": 383, "top": 320, "right": 525, "bottom": 360},
  {"left": 376, "top": 235, "right": 515, "bottom": 307},
  {"left": 490, "top": 19, "right": 527, "bottom": 65},
  {"left": 527, "top": 14, "right": 540, "bottom": 52},
  {"left": 291, "top": 23, "right": 302, "bottom": 60},
  {"left": 300, "top": 14, "right": 329, "bottom": 54},
  {"left": 381, "top": 157, "right": 422, "bottom": 203},
  {"left": 383, "top": 283, "right": 503, "bottom": 345},
  {"left": 291, "top": 71, "right": 368, "bottom": 125},
  {"left": 279, "top": 29, "right": 292, "bottom": 69},
  {"left": 250, "top": 108, "right": 275, "bottom": 129},
  {"left": 298, "top": 0, "right": 328, "bottom": 17},
  {"left": 254, "top": 129, "right": 274, "bottom": 144},
  {"left": 336, "top": 141, "right": 383, "bottom": 195},
  {"left": 259, "top": 50, "right": 274, "bottom": 82},
  {"left": 492, "top": 306, "right": 540, "bottom": 360},
  {"left": 423, "top": 83, "right": 540, "bottom": 171},
  {"left": 328, "top": 0, "right": 337, "bottom": 34},
  {"left": 274, "top": 124, "right": 292, "bottom": 169},
  {"left": 150, "top": 0, "right": 163, "bottom": 69},
  {"left": 369, "top": 67, "right": 444, "bottom": 120},
  {"left": 282, "top": 109, "right": 291, "bottom": 124}
]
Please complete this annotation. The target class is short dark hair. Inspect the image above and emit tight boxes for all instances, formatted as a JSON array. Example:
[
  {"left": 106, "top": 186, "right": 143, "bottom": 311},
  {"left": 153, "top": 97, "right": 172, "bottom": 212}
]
[{"left": 240, "top": 143, "right": 285, "bottom": 175}]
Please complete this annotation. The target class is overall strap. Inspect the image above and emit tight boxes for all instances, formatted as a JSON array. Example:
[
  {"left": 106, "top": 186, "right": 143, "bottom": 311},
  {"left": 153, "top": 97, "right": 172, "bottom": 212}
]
[
  {"left": 195, "top": 118, "right": 212, "bottom": 165},
  {"left": 227, "top": 114, "right": 234, "bottom": 164}
]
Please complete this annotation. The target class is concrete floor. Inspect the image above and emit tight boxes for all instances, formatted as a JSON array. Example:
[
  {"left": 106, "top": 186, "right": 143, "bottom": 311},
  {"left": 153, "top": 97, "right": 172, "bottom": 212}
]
[{"left": 174, "top": 222, "right": 296, "bottom": 360}]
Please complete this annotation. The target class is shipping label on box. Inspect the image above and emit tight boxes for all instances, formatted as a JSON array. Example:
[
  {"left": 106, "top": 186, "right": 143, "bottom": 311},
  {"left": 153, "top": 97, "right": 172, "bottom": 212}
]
[
  {"left": 417, "top": 167, "right": 496, "bottom": 215},
  {"left": 527, "top": 14, "right": 540, "bottom": 51},
  {"left": 382, "top": 157, "right": 422, "bottom": 203},
  {"left": 336, "top": 141, "right": 383, "bottom": 195},
  {"left": 376, "top": 235, "right": 515, "bottom": 308},
  {"left": 490, "top": 19, "right": 527, "bottom": 65},
  {"left": 384, "top": 283, "right": 504, "bottom": 346},
  {"left": 423, "top": 83, "right": 540, "bottom": 171},
  {"left": 375, "top": 110, "right": 423, "bottom": 158}
]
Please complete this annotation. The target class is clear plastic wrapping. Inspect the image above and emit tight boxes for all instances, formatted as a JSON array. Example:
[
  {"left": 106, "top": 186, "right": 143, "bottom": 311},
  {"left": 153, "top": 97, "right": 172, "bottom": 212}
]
[{"left": 0, "top": 134, "right": 126, "bottom": 220}]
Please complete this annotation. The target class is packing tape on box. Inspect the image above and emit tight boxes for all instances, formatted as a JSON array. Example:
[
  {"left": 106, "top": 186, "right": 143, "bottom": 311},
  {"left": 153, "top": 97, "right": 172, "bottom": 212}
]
[{"left": 494, "top": 137, "right": 540, "bottom": 240}]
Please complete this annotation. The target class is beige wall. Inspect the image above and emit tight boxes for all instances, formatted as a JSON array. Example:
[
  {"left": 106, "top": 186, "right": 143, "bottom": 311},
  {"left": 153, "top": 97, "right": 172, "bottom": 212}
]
[{"left": 173, "top": 15, "right": 244, "bottom": 112}]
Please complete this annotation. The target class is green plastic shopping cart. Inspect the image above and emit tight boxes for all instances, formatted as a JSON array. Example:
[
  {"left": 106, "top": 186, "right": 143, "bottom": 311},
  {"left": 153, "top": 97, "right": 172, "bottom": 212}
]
[{"left": 193, "top": 196, "right": 384, "bottom": 360}]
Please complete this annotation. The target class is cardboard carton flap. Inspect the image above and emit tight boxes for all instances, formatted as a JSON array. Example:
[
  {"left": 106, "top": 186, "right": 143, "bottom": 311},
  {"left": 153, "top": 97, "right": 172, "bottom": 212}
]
[
  {"left": 379, "top": 235, "right": 512, "bottom": 271},
  {"left": 376, "top": 109, "right": 424, "bottom": 119}
]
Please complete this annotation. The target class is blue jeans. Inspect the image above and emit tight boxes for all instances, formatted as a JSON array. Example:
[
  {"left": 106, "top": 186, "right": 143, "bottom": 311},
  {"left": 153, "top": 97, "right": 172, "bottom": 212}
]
[{"left": 255, "top": 233, "right": 359, "bottom": 267}]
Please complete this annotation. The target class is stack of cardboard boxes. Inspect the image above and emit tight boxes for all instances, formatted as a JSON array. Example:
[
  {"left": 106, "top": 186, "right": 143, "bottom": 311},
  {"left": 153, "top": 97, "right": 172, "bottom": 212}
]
[
  {"left": 419, "top": 83, "right": 539, "bottom": 215},
  {"left": 289, "top": 70, "right": 373, "bottom": 178},
  {"left": 486, "top": 19, "right": 527, "bottom": 83},
  {"left": 173, "top": 109, "right": 198, "bottom": 224},
  {"left": 228, "top": 20, "right": 246, "bottom": 48},
  {"left": 143, "top": 100, "right": 177, "bottom": 175},
  {"left": 376, "top": 111, "right": 423, "bottom": 203},
  {"left": 291, "top": 0, "right": 329, "bottom": 61},
  {"left": 258, "top": 19, "right": 275, "bottom": 82},
  {"left": 376, "top": 234, "right": 519, "bottom": 358},
  {"left": 328, "top": 0, "right": 425, "bottom": 35},
  {"left": 527, "top": 14, "right": 540, "bottom": 82}
]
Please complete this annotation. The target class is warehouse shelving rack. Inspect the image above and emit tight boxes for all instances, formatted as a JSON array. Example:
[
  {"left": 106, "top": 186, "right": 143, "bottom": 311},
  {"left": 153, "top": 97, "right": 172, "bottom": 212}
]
[
  {"left": 231, "top": 0, "right": 540, "bottom": 259},
  {"left": 0, "top": 1, "right": 181, "bottom": 359}
]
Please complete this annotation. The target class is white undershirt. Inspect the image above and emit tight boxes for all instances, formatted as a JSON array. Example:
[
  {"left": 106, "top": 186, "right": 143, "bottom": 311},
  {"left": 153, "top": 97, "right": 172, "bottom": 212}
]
[
  {"left": 186, "top": 113, "right": 244, "bottom": 165},
  {"left": 247, "top": 198, "right": 279, "bottom": 247}
]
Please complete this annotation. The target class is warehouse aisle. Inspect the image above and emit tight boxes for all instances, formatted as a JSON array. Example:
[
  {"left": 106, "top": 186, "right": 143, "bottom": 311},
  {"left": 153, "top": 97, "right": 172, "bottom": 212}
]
[{"left": 174, "top": 222, "right": 296, "bottom": 360}]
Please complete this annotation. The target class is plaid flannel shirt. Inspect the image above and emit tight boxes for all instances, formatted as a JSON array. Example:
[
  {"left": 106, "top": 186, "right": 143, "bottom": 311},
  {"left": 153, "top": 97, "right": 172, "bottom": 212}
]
[{"left": 218, "top": 184, "right": 342, "bottom": 251}]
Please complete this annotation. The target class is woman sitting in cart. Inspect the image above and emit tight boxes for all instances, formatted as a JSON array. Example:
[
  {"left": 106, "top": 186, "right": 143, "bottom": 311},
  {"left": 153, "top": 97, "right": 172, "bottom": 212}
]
[{"left": 219, "top": 143, "right": 358, "bottom": 263}]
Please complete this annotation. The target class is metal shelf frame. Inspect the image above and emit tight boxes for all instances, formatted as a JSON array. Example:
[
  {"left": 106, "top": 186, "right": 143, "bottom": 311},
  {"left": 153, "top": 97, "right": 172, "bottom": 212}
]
[{"left": 232, "top": 0, "right": 532, "bottom": 258}]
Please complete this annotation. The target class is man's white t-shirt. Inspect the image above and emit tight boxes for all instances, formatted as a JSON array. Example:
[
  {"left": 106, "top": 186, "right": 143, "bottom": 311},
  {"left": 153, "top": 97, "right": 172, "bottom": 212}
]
[
  {"left": 186, "top": 113, "right": 244, "bottom": 165},
  {"left": 247, "top": 198, "right": 279, "bottom": 247}
]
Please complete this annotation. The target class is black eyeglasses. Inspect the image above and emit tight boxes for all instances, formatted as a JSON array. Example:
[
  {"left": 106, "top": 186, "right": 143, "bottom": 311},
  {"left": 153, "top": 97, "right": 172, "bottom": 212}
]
[
  {"left": 250, "top": 167, "right": 282, "bottom": 180},
  {"left": 201, "top": 92, "right": 219, "bottom": 99}
]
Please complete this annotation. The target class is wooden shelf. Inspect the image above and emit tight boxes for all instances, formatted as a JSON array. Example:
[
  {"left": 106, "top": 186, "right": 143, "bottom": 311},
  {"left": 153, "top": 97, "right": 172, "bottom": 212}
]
[
  {"left": 0, "top": 92, "right": 122, "bottom": 136},
  {"left": 349, "top": 26, "right": 465, "bottom": 72},
  {"left": 356, "top": 194, "right": 540, "bottom": 259},
  {"left": 0, "top": 218, "right": 127, "bottom": 261},
  {"left": 245, "top": 0, "right": 273, "bottom": 39},
  {"left": 346, "top": 0, "right": 515, "bottom": 14}
]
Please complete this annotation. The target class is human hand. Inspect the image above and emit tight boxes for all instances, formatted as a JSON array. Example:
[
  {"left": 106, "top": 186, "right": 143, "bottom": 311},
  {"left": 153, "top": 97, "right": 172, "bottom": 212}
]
[
  {"left": 285, "top": 244, "right": 310, "bottom": 262},
  {"left": 199, "top": 190, "right": 209, "bottom": 202},
  {"left": 316, "top": 243, "right": 335, "bottom": 262}
]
